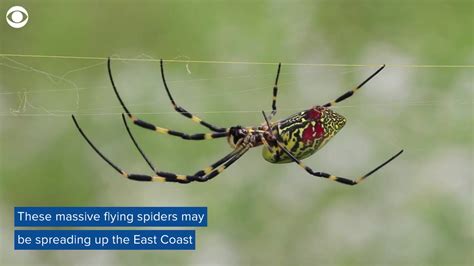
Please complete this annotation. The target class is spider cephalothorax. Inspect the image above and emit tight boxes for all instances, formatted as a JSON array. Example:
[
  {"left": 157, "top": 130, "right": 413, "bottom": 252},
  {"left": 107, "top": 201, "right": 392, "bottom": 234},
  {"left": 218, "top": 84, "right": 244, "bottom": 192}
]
[
  {"left": 73, "top": 59, "right": 403, "bottom": 186},
  {"left": 227, "top": 126, "right": 253, "bottom": 148}
]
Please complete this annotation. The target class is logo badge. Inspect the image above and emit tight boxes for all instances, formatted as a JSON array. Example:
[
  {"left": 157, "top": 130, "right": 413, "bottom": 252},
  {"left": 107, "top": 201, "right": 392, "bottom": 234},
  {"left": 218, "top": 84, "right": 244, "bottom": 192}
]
[{"left": 6, "top": 6, "right": 29, "bottom": 29}]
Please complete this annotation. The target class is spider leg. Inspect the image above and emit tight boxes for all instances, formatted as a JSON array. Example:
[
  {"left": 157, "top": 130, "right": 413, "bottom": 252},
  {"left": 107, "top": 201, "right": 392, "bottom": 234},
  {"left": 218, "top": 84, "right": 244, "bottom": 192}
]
[
  {"left": 73, "top": 115, "right": 248, "bottom": 183},
  {"left": 121, "top": 113, "right": 156, "bottom": 172},
  {"left": 161, "top": 59, "right": 227, "bottom": 132},
  {"left": 194, "top": 143, "right": 251, "bottom": 182},
  {"left": 322, "top": 64, "right": 385, "bottom": 107},
  {"left": 108, "top": 58, "right": 229, "bottom": 141},
  {"left": 267, "top": 62, "right": 281, "bottom": 121},
  {"left": 274, "top": 140, "right": 403, "bottom": 185},
  {"left": 121, "top": 113, "right": 244, "bottom": 178}
]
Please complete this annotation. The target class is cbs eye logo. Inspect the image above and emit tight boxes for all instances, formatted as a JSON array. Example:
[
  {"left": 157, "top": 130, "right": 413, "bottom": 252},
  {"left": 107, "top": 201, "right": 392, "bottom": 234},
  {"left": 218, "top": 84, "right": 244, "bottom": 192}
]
[{"left": 6, "top": 6, "right": 29, "bottom": 29}]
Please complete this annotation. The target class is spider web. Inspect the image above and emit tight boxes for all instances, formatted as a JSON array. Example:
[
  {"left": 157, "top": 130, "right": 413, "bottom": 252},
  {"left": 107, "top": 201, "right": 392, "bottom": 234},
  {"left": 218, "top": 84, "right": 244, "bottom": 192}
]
[{"left": 1, "top": 53, "right": 471, "bottom": 118}]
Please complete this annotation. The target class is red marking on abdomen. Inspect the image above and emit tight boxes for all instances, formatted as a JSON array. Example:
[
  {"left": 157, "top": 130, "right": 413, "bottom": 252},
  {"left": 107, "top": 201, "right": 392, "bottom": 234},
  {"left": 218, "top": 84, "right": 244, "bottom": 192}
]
[
  {"left": 302, "top": 123, "right": 324, "bottom": 143},
  {"left": 306, "top": 108, "right": 321, "bottom": 120}
]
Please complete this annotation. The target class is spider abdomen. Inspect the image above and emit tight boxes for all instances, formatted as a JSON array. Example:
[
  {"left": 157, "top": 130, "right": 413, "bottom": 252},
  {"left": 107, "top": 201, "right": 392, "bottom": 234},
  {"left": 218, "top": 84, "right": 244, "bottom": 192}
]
[{"left": 262, "top": 106, "right": 346, "bottom": 163}]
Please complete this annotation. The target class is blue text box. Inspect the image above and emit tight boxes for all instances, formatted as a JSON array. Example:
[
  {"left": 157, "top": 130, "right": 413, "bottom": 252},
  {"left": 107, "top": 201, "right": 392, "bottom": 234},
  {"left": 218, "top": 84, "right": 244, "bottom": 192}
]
[
  {"left": 15, "top": 207, "right": 207, "bottom": 227},
  {"left": 15, "top": 230, "right": 195, "bottom": 250}
]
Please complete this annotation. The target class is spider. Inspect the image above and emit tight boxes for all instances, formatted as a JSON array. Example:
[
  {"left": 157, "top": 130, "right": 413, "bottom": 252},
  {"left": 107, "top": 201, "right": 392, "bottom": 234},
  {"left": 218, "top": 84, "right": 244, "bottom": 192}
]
[{"left": 72, "top": 58, "right": 403, "bottom": 185}]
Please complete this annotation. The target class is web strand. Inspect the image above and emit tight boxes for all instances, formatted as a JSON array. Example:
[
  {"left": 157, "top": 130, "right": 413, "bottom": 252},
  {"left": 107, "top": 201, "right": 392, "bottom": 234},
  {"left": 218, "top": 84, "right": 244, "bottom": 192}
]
[
  {"left": 1, "top": 53, "right": 473, "bottom": 68},
  {"left": 1, "top": 54, "right": 472, "bottom": 117}
]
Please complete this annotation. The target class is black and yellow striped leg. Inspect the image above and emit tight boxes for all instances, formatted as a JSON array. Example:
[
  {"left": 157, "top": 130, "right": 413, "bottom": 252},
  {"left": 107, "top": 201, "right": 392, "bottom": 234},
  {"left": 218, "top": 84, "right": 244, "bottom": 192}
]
[
  {"left": 322, "top": 64, "right": 385, "bottom": 107},
  {"left": 192, "top": 143, "right": 251, "bottom": 182},
  {"left": 158, "top": 146, "right": 247, "bottom": 183},
  {"left": 193, "top": 141, "right": 246, "bottom": 178},
  {"left": 122, "top": 112, "right": 245, "bottom": 180},
  {"left": 73, "top": 115, "right": 249, "bottom": 183},
  {"left": 128, "top": 116, "right": 228, "bottom": 140},
  {"left": 130, "top": 144, "right": 248, "bottom": 183},
  {"left": 108, "top": 58, "right": 229, "bottom": 141},
  {"left": 267, "top": 62, "right": 281, "bottom": 121},
  {"left": 274, "top": 140, "right": 403, "bottom": 185},
  {"left": 160, "top": 59, "right": 227, "bottom": 132}
]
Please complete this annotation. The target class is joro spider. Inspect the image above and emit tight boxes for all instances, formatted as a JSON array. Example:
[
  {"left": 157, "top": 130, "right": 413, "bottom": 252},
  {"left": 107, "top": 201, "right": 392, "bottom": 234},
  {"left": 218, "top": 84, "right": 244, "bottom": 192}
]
[{"left": 72, "top": 58, "right": 403, "bottom": 185}]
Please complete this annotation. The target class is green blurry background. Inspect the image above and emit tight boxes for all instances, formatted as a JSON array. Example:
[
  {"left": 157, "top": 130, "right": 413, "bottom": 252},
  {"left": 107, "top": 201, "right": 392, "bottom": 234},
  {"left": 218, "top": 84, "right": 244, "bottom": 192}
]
[{"left": 1, "top": 0, "right": 472, "bottom": 265}]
